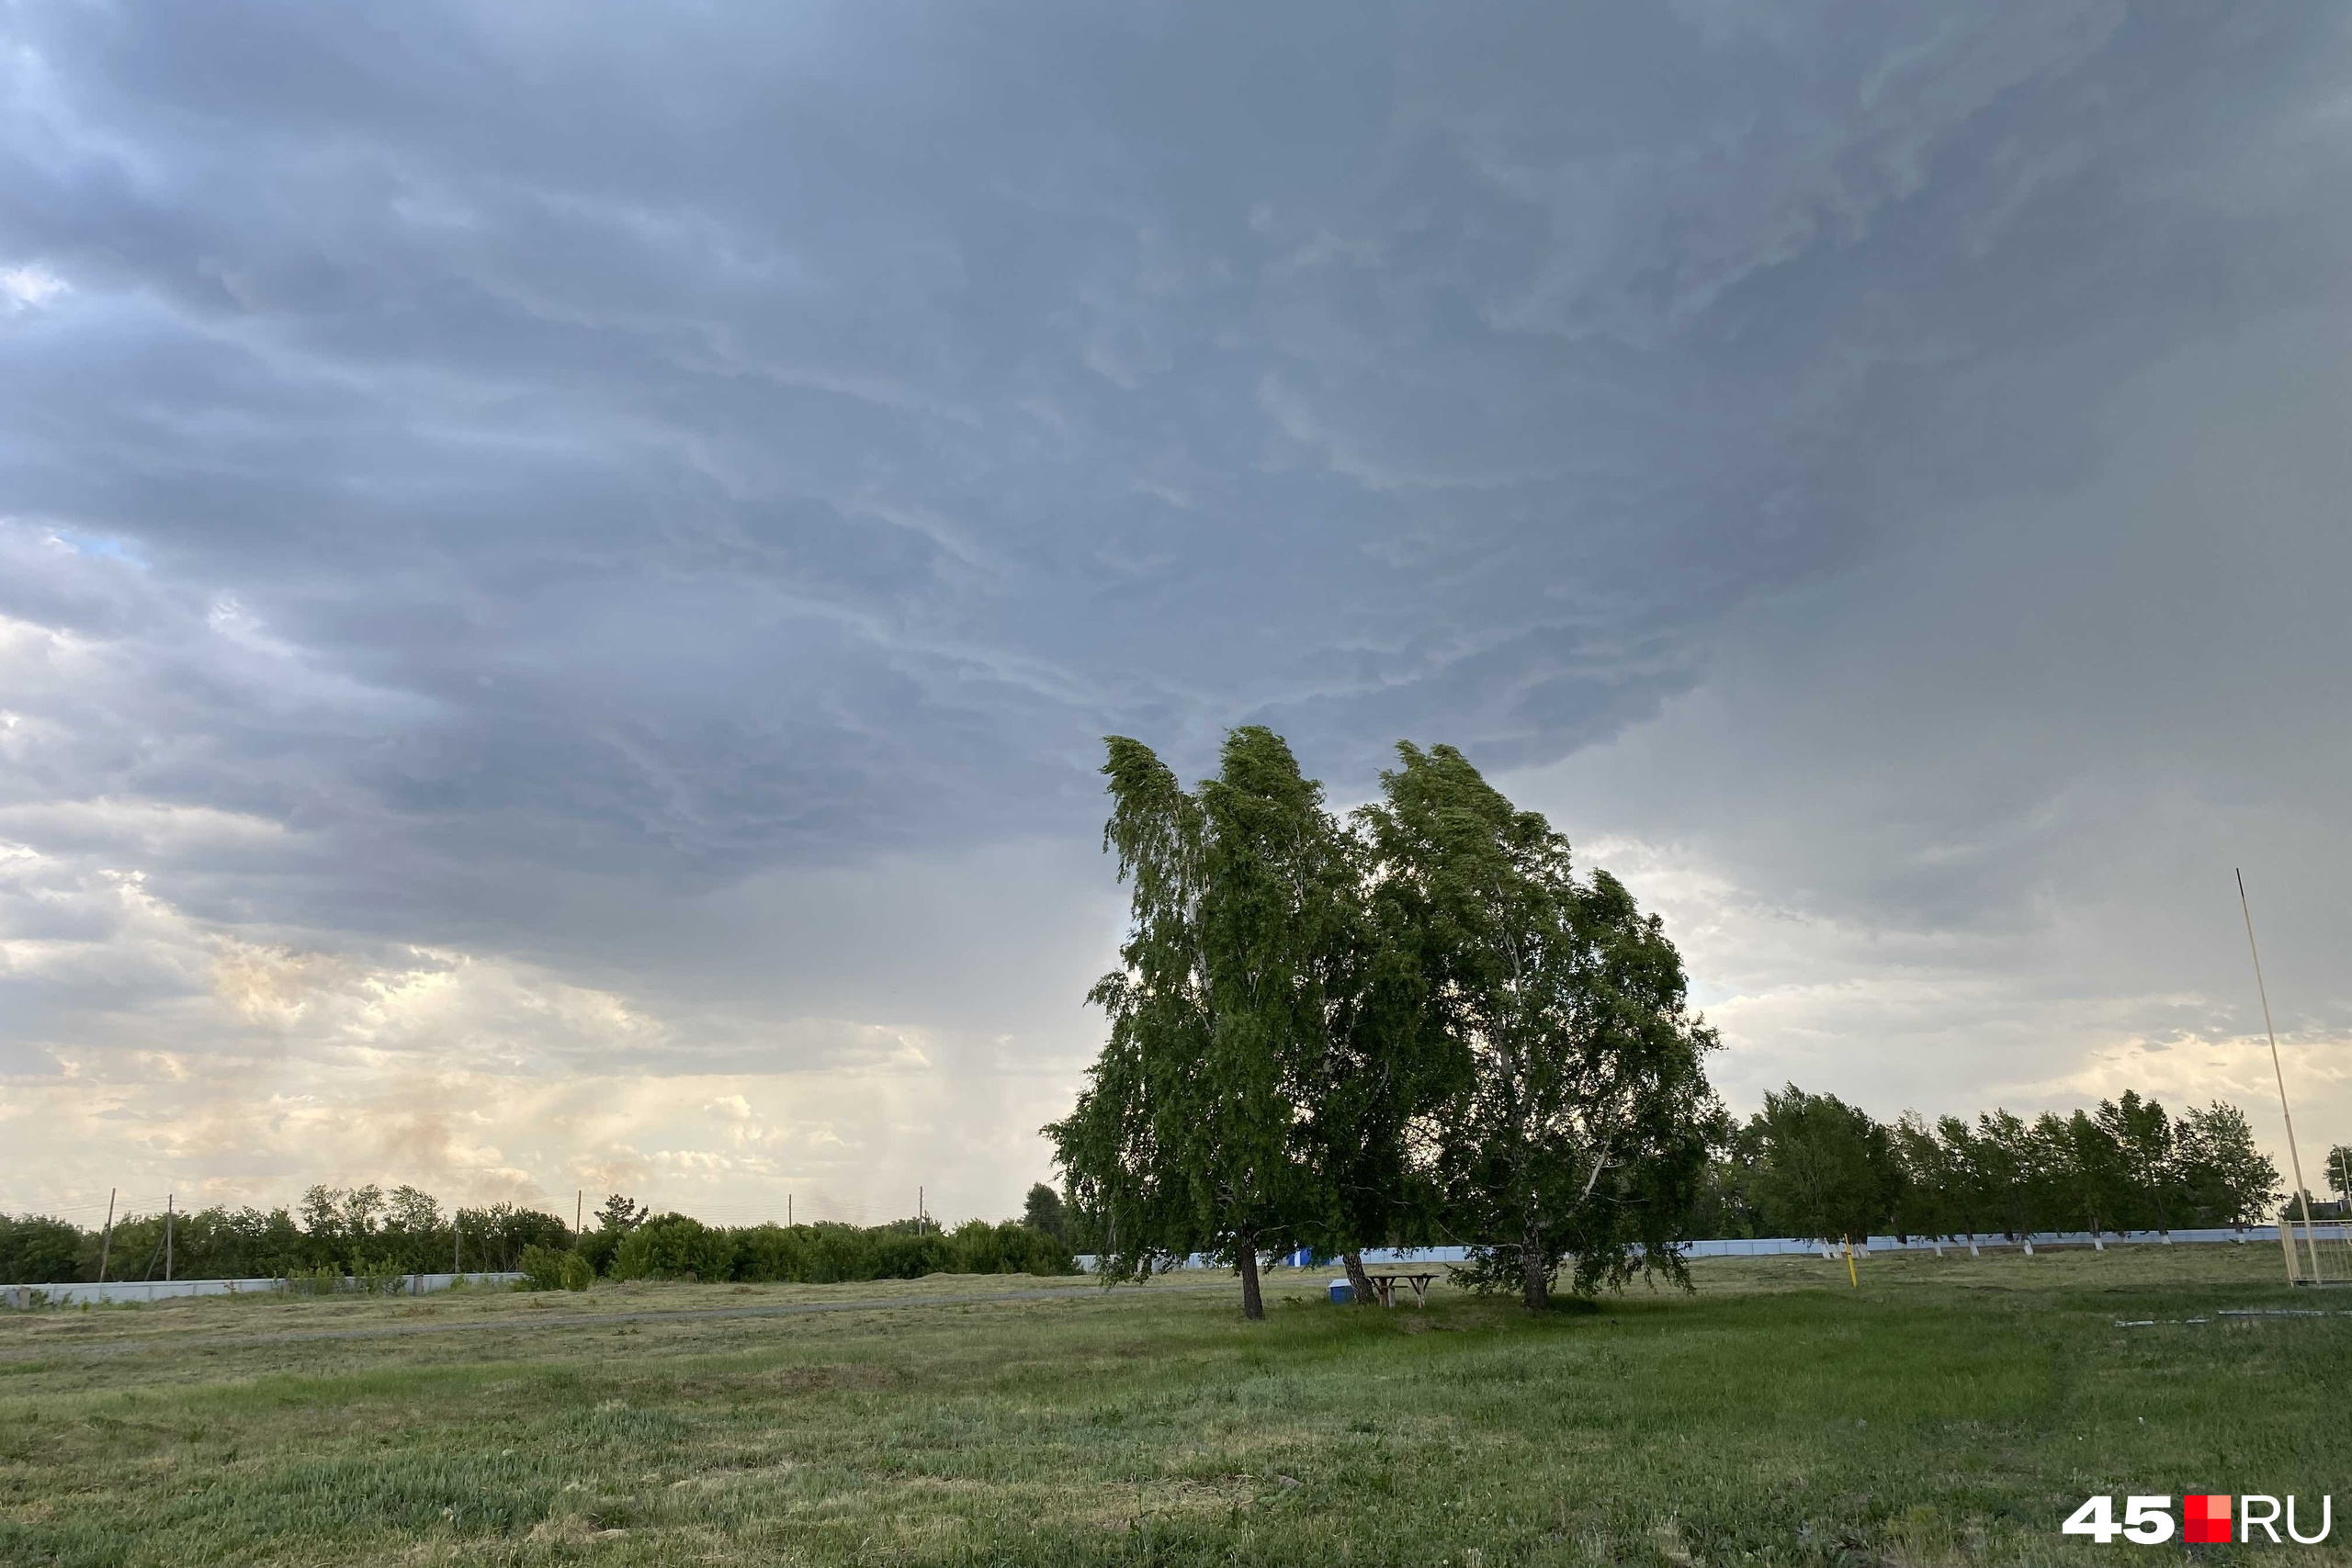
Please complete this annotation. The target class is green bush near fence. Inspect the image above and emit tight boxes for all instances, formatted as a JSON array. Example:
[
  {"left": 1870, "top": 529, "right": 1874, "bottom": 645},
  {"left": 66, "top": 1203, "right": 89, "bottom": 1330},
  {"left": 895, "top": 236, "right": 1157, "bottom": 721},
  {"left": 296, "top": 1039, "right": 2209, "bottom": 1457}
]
[
  {"left": 518, "top": 1244, "right": 594, "bottom": 1292},
  {"left": 285, "top": 1265, "right": 342, "bottom": 1297}
]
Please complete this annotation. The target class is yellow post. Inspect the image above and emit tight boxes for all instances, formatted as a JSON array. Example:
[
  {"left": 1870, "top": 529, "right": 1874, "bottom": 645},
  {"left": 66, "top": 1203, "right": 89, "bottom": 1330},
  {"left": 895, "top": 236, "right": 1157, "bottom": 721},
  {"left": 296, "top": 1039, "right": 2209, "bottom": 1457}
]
[{"left": 1845, "top": 1240, "right": 1859, "bottom": 1288}]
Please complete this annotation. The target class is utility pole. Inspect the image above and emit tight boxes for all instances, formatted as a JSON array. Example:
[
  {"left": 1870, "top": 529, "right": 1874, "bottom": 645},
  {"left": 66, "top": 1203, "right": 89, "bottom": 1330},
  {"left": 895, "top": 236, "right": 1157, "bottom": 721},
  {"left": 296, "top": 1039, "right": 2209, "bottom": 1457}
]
[
  {"left": 918, "top": 1186, "right": 925, "bottom": 1235},
  {"left": 2239, "top": 869, "right": 2323, "bottom": 1284},
  {"left": 787, "top": 1193, "right": 792, "bottom": 1226},
  {"left": 164, "top": 1194, "right": 175, "bottom": 1283},
  {"left": 575, "top": 1190, "right": 582, "bottom": 1237},
  {"left": 96, "top": 1189, "right": 116, "bottom": 1283},
  {"left": 453, "top": 1209, "right": 462, "bottom": 1278}
]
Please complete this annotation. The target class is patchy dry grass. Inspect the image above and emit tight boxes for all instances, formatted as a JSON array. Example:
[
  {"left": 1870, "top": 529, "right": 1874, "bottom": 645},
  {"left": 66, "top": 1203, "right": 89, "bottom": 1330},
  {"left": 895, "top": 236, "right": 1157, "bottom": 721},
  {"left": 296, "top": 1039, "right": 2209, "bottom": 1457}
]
[{"left": 1, "top": 1247, "right": 2344, "bottom": 1565}]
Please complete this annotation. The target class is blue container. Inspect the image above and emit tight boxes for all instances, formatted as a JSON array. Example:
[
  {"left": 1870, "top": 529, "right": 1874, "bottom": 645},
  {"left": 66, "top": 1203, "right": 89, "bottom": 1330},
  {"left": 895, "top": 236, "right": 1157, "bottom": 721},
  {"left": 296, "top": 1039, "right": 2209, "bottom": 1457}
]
[{"left": 1328, "top": 1279, "right": 1354, "bottom": 1305}]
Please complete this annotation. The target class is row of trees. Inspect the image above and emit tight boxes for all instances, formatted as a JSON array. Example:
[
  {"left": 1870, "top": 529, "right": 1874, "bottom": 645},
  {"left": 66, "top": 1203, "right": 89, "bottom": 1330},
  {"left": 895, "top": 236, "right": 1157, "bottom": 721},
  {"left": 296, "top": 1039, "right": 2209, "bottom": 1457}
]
[
  {"left": 1698, "top": 1087, "right": 2292, "bottom": 1246},
  {"left": 559, "top": 1207, "right": 1072, "bottom": 1285},
  {"left": 1049, "top": 730, "right": 1721, "bottom": 1315},
  {"left": 0, "top": 1185, "right": 571, "bottom": 1286},
  {"left": 0, "top": 1185, "right": 1073, "bottom": 1287}
]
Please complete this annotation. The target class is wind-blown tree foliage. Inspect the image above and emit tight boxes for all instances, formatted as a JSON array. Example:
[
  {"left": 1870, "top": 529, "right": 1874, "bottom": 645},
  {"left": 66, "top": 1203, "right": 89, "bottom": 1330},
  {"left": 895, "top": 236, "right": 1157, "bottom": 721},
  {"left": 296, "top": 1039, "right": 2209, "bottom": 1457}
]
[
  {"left": 1746, "top": 1086, "right": 1901, "bottom": 1247},
  {"left": 2098, "top": 1091, "right": 2180, "bottom": 1235},
  {"left": 1048, "top": 728, "right": 1347, "bottom": 1319},
  {"left": 2327, "top": 1145, "right": 2352, "bottom": 1208},
  {"left": 1934, "top": 1115, "right": 1996, "bottom": 1248},
  {"left": 1889, "top": 1112, "right": 1952, "bottom": 1244},
  {"left": 1972, "top": 1110, "right": 2042, "bottom": 1240},
  {"left": 1307, "top": 756, "right": 1483, "bottom": 1303},
  {"left": 1685, "top": 1138, "right": 1765, "bottom": 1241},
  {"left": 2177, "top": 1101, "right": 2279, "bottom": 1227},
  {"left": 2039, "top": 1111, "right": 2122, "bottom": 1240},
  {"left": 2068, "top": 1110, "right": 2141, "bottom": 1239},
  {"left": 1365, "top": 744, "right": 1716, "bottom": 1310}
]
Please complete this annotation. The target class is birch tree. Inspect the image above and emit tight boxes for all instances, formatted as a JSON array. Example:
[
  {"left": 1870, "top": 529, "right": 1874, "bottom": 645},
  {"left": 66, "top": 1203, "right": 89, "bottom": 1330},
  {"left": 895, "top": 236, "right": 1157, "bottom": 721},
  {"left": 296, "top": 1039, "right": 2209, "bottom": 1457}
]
[
  {"left": 1047, "top": 728, "right": 1343, "bottom": 1319},
  {"left": 1747, "top": 1087, "right": 1900, "bottom": 1247},
  {"left": 1367, "top": 743, "right": 1718, "bottom": 1310}
]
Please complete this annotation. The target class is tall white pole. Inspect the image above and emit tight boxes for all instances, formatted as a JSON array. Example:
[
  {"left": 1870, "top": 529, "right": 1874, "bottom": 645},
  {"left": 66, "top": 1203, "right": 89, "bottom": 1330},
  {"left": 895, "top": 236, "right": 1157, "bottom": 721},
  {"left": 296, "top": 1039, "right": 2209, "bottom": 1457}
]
[
  {"left": 2239, "top": 869, "right": 2322, "bottom": 1284},
  {"left": 97, "top": 1188, "right": 117, "bottom": 1283}
]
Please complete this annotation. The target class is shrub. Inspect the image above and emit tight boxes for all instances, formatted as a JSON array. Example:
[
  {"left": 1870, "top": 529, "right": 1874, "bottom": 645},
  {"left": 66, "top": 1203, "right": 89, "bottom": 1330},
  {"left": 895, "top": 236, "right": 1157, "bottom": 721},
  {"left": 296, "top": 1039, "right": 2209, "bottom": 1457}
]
[
  {"left": 354, "top": 1257, "right": 409, "bottom": 1295},
  {"left": 286, "top": 1265, "right": 343, "bottom": 1297},
  {"left": 804, "top": 1223, "right": 879, "bottom": 1282},
  {"left": 953, "top": 1219, "right": 1075, "bottom": 1276},
  {"left": 519, "top": 1245, "right": 594, "bottom": 1292},
  {"left": 730, "top": 1224, "right": 813, "bottom": 1283},
  {"left": 873, "top": 1230, "right": 956, "bottom": 1279},
  {"left": 947, "top": 1218, "right": 1005, "bottom": 1274},
  {"left": 1001, "top": 1221, "right": 1078, "bottom": 1276},
  {"left": 576, "top": 1225, "right": 626, "bottom": 1277},
  {"left": 611, "top": 1214, "right": 733, "bottom": 1281}
]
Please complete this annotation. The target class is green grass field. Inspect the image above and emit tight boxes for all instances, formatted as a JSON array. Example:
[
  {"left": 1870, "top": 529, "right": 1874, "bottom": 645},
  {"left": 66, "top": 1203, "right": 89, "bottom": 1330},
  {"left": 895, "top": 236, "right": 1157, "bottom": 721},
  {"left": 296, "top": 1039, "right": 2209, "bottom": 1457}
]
[{"left": 2, "top": 1246, "right": 2345, "bottom": 1565}]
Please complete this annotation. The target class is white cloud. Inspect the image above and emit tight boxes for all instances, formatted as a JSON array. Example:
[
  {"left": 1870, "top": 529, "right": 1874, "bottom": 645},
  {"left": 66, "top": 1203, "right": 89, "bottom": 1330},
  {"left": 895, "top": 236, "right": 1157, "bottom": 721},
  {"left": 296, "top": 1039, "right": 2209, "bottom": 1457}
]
[{"left": 1, "top": 263, "right": 67, "bottom": 310}]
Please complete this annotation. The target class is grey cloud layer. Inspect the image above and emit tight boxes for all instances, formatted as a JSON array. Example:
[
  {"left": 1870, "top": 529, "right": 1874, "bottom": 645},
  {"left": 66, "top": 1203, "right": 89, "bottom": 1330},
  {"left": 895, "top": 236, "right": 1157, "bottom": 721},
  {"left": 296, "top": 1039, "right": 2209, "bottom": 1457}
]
[{"left": 3, "top": 4, "right": 2350, "bottom": 1208}]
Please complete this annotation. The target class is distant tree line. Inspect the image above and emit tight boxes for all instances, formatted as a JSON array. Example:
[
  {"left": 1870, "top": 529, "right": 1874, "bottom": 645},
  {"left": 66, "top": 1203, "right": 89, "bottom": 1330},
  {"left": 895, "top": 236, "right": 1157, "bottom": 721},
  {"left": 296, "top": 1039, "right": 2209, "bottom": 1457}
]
[
  {"left": 0, "top": 1184, "right": 571, "bottom": 1287},
  {"left": 1694, "top": 1086, "right": 2294, "bottom": 1246},
  {"left": 0, "top": 1184, "right": 1075, "bottom": 1288},
  {"left": 554, "top": 1194, "right": 1072, "bottom": 1285},
  {"left": 1049, "top": 730, "right": 1721, "bottom": 1316}
]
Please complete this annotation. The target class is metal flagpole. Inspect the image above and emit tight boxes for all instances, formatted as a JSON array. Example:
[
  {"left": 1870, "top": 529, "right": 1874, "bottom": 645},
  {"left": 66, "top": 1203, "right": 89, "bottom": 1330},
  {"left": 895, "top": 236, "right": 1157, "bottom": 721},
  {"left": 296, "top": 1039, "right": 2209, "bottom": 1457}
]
[{"left": 2238, "top": 869, "right": 2323, "bottom": 1285}]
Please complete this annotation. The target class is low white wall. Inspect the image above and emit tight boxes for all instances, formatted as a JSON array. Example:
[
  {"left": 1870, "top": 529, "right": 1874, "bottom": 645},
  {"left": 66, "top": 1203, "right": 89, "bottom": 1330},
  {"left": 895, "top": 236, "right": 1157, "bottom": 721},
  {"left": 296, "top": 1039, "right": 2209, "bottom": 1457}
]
[
  {"left": 1075, "top": 1229, "right": 2305, "bottom": 1273},
  {"left": 1, "top": 1271, "right": 524, "bottom": 1310},
  {"left": 1683, "top": 1226, "right": 2302, "bottom": 1257}
]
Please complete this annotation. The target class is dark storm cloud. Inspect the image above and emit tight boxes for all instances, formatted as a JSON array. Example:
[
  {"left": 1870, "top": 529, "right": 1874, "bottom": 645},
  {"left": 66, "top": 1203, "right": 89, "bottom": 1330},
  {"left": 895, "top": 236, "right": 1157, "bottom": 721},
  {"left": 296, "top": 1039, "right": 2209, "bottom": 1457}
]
[{"left": 4, "top": 0, "right": 2351, "bottom": 1120}]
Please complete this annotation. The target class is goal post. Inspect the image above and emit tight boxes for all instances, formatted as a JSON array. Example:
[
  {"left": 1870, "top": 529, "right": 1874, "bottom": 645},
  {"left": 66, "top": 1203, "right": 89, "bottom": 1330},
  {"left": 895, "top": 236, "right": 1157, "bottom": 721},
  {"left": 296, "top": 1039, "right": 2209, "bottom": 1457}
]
[{"left": 2279, "top": 1215, "right": 2352, "bottom": 1288}]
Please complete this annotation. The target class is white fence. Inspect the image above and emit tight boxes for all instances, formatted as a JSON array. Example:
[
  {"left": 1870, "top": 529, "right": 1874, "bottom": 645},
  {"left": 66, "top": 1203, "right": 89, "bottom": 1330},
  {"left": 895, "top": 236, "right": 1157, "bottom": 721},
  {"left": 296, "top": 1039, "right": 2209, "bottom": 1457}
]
[
  {"left": 1, "top": 1271, "right": 524, "bottom": 1310},
  {"left": 1077, "top": 1228, "right": 2290, "bottom": 1273},
  {"left": 1680, "top": 1226, "right": 2286, "bottom": 1257}
]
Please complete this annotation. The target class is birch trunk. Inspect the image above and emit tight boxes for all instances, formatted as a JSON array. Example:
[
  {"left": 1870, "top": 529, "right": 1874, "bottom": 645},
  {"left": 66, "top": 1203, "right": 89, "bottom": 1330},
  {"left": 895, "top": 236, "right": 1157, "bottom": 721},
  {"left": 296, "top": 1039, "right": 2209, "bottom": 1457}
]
[
  {"left": 1237, "top": 1235, "right": 1265, "bottom": 1320},
  {"left": 1520, "top": 1213, "right": 1549, "bottom": 1311}
]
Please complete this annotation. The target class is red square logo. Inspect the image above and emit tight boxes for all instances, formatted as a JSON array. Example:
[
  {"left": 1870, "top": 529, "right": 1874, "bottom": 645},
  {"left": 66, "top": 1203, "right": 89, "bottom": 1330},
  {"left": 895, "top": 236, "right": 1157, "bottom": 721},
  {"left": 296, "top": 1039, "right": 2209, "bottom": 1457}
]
[{"left": 2184, "top": 1494, "right": 2232, "bottom": 1544}]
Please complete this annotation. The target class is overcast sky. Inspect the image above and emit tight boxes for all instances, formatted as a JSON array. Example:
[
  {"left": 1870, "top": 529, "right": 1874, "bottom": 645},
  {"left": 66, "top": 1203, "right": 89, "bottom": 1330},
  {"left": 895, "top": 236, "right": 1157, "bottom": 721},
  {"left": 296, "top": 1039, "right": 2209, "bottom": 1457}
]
[{"left": 5, "top": 3, "right": 2349, "bottom": 1229}]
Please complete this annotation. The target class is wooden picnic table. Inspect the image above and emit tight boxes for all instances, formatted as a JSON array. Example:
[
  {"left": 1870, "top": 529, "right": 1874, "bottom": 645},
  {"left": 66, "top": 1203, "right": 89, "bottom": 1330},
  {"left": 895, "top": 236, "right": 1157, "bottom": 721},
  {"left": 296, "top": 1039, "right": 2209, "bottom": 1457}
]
[{"left": 1362, "top": 1270, "right": 1438, "bottom": 1308}]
